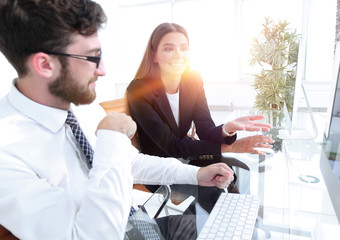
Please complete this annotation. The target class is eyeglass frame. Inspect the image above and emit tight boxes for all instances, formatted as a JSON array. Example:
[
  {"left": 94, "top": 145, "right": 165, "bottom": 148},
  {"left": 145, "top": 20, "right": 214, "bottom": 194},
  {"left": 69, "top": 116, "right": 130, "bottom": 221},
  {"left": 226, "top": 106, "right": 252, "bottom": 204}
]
[{"left": 27, "top": 50, "right": 102, "bottom": 68}]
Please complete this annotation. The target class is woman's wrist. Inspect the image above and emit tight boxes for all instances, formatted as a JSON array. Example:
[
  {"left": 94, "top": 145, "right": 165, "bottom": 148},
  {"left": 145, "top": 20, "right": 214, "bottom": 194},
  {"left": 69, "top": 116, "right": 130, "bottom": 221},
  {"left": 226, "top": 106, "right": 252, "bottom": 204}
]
[
  {"left": 221, "top": 143, "right": 232, "bottom": 153},
  {"left": 222, "top": 123, "right": 236, "bottom": 137}
]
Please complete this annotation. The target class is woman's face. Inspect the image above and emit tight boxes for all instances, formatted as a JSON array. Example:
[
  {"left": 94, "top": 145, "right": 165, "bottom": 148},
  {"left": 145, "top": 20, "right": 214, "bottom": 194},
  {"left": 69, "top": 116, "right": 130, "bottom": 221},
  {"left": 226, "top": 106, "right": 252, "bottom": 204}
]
[{"left": 153, "top": 32, "right": 189, "bottom": 79}]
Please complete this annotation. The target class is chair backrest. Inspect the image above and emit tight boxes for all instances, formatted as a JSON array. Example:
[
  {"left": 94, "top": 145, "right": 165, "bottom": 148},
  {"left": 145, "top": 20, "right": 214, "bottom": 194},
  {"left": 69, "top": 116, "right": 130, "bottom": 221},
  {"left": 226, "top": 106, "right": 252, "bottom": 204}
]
[
  {"left": 99, "top": 94, "right": 140, "bottom": 151},
  {"left": 99, "top": 98, "right": 126, "bottom": 115},
  {"left": 0, "top": 226, "right": 18, "bottom": 240}
]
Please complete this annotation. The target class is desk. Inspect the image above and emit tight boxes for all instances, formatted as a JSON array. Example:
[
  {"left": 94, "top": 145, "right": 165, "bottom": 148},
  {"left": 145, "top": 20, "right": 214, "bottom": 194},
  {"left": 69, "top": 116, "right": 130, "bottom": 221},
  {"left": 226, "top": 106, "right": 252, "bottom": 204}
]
[
  {"left": 231, "top": 138, "right": 340, "bottom": 239},
  {"left": 223, "top": 109, "right": 340, "bottom": 239},
  {"left": 132, "top": 111, "right": 340, "bottom": 239}
]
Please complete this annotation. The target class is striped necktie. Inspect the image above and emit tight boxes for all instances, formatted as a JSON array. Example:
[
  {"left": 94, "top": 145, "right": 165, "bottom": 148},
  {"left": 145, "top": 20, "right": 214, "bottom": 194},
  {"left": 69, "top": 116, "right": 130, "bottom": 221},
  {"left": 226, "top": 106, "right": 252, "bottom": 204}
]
[{"left": 65, "top": 110, "right": 94, "bottom": 165}]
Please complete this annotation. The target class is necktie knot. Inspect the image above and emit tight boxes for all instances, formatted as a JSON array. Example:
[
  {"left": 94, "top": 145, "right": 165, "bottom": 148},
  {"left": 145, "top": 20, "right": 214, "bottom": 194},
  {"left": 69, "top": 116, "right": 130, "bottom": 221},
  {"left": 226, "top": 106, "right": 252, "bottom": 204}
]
[
  {"left": 65, "top": 110, "right": 94, "bottom": 165},
  {"left": 65, "top": 111, "right": 78, "bottom": 127}
]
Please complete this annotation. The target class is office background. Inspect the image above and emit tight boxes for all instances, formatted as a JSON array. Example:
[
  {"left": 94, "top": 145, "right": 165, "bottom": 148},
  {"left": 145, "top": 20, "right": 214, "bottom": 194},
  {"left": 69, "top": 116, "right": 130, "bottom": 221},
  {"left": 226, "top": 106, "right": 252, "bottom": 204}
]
[{"left": 0, "top": 0, "right": 336, "bottom": 114}]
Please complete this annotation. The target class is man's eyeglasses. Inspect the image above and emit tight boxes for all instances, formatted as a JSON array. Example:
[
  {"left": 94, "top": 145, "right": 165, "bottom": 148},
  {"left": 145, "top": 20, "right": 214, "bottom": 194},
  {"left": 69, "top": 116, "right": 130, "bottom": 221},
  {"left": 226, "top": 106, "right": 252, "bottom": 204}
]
[{"left": 29, "top": 50, "right": 102, "bottom": 68}]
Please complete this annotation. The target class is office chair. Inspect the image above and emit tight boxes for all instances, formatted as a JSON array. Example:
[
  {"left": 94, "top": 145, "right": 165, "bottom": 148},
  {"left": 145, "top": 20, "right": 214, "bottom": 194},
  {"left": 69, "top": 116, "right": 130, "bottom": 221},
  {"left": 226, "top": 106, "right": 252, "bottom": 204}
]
[{"left": 0, "top": 225, "right": 17, "bottom": 240}]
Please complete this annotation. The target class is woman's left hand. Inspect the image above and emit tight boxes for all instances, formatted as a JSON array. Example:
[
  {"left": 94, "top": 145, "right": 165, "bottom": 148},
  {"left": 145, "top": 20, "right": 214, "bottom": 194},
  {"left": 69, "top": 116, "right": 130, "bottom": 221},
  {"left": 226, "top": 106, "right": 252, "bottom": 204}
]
[{"left": 224, "top": 115, "right": 272, "bottom": 134}]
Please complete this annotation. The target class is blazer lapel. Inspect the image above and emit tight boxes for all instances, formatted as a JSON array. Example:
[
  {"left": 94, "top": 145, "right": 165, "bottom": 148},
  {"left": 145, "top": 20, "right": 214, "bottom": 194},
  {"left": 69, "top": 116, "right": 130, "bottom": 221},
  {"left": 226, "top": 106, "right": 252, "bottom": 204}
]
[{"left": 178, "top": 78, "right": 195, "bottom": 134}]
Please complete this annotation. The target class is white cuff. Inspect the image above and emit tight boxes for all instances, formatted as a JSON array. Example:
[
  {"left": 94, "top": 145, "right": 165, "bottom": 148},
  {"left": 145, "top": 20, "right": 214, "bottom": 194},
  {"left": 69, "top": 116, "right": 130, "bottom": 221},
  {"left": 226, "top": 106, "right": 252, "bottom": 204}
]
[
  {"left": 222, "top": 123, "right": 236, "bottom": 137},
  {"left": 174, "top": 165, "right": 199, "bottom": 185}
]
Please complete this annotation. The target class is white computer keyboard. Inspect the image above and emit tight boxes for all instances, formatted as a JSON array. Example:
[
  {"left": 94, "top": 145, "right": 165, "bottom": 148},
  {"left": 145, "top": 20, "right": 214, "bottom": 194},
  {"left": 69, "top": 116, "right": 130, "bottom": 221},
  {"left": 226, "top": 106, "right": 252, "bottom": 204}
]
[{"left": 197, "top": 193, "right": 260, "bottom": 240}]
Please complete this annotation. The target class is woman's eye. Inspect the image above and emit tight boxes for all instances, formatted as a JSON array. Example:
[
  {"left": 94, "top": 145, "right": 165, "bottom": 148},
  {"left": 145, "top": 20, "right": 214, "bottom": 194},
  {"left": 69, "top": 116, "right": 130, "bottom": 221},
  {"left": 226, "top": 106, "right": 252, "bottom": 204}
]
[{"left": 164, "top": 47, "right": 173, "bottom": 52}]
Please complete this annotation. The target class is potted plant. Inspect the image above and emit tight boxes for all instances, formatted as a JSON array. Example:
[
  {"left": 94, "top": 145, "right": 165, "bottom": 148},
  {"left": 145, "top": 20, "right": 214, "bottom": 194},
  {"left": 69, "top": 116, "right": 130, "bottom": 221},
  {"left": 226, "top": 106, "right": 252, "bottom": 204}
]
[{"left": 249, "top": 17, "right": 299, "bottom": 128}]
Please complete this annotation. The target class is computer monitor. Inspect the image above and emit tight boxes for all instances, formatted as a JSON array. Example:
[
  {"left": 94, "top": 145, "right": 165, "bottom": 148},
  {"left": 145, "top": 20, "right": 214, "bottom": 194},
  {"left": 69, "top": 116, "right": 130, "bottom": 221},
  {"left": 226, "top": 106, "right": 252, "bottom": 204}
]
[
  {"left": 320, "top": 41, "right": 340, "bottom": 223},
  {"left": 325, "top": 41, "right": 340, "bottom": 140},
  {"left": 278, "top": 38, "right": 317, "bottom": 140}
]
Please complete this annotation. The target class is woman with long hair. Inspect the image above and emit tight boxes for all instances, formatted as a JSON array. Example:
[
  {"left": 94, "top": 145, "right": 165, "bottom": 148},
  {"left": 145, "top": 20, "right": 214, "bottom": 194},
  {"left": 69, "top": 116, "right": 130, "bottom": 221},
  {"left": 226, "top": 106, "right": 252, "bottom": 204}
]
[{"left": 127, "top": 22, "right": 274, "bottom": 165}]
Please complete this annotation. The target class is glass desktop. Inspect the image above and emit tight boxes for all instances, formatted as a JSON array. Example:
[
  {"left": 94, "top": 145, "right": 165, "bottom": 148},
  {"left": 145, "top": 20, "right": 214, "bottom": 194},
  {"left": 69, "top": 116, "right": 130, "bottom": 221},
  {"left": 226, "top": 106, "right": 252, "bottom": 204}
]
[
  {"left": 127, "top": 106, "right": 340, "bottom": 239},
  {"left": 221, "top": 108, "right": 340, "bottom": 239},
  {"left": 130, "top": 139, "right": 339, "bottom": 239}
]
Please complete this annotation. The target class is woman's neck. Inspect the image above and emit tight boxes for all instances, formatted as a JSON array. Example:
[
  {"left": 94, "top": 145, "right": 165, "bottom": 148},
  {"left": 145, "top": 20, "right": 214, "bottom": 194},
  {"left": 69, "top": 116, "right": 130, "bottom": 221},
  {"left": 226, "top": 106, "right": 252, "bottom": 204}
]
[{"left": 160, "top": 74, "right": 181, "bottom": 94}]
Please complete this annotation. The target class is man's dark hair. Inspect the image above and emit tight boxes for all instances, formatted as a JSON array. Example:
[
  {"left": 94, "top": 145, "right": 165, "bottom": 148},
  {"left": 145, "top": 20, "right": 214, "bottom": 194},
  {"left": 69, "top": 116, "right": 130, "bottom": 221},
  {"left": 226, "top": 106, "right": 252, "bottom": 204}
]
[{"left": 0, "top": 0, "right": 107, "bottom": 77}]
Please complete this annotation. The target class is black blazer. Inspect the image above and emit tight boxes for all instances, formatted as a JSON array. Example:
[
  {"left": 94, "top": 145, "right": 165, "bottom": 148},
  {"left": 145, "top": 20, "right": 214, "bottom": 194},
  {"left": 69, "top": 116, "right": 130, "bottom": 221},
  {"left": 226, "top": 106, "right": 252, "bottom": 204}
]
[{"left": 126, "top": 71, "right": 236, "bottom": 159}]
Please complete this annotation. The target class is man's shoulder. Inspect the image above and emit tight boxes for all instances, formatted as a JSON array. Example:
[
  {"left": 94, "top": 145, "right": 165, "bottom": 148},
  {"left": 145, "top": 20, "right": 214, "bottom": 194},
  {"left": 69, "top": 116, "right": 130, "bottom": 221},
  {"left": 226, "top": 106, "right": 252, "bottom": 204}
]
[
  {"left": 0, "top": 94, "right": 16, "bottom": 120},
  {"left": 0, "top": 98, "right": 32, "bottom": 149}
]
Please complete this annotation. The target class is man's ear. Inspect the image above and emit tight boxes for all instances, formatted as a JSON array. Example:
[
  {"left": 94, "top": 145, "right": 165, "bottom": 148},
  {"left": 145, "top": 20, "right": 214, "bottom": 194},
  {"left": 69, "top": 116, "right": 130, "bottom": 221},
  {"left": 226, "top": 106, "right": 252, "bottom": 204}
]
[{"left": 30, "top": 52, "right": 56, "bottom": 78}]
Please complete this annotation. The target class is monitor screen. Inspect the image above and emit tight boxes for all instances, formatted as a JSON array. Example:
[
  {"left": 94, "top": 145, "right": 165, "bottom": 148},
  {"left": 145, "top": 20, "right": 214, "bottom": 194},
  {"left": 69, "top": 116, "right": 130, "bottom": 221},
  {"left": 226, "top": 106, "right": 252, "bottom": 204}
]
[
  {"left": 320, "top": 41, "right": 340, "bottom": 223},
  {"left": 279, "top": 37, "right": 318, "bottom": 140},
  {"left": 325, "top": 41, "right": 340, "bottom": 139}
]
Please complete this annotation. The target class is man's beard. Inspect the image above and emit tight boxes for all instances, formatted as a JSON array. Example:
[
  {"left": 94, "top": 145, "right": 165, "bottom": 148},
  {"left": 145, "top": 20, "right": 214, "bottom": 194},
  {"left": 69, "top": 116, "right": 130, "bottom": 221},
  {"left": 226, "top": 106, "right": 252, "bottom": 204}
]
[{"left": 49, "top": 66, "right": 96, "bottom": 106}]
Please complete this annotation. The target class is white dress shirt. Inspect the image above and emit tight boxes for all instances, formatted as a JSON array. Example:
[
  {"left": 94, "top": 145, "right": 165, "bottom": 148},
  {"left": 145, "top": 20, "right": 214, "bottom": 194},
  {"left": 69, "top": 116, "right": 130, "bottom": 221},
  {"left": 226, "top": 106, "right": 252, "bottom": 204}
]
[{"left": 0, "top": 81, "right": 199, "bottom": 240}]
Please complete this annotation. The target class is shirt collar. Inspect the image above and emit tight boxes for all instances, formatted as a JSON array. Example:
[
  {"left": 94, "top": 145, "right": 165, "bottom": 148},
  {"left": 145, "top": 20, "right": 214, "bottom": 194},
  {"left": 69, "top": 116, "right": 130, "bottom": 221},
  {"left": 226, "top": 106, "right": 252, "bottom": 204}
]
[{"left": 8, "top": 80, "right": 68, "bottom": 133}]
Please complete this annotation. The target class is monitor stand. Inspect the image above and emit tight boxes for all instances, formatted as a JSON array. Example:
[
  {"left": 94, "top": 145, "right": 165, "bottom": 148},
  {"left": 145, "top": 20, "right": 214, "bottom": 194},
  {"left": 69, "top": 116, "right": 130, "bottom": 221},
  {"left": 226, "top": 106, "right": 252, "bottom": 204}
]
[{"left": 278, "top": 85, "right": 318, "bottom": 140}]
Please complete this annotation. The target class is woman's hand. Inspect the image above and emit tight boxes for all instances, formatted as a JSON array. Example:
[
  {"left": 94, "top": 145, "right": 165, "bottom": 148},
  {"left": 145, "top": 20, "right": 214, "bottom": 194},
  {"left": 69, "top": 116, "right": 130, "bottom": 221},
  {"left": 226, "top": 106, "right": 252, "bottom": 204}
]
[
  {"left": 221, "top": 134, "right": 274, "bottom": 155},
  {"left": 222, "top": 115, "right": 272, "bottom": 136}
]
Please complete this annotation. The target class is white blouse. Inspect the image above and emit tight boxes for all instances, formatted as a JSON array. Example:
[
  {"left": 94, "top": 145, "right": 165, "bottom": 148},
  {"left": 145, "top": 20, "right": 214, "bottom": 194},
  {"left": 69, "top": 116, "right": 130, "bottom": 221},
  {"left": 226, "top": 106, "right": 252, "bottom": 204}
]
[{"left": 166, "top": 90, "right": 180, "bottom": 126}]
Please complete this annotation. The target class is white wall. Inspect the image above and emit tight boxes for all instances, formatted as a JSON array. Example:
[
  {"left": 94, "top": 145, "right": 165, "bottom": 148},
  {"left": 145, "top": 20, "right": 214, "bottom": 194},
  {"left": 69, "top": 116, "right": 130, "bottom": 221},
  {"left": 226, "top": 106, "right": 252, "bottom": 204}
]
[{"left": 0, "top": 53, "right": 16, "bottom": 98}]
